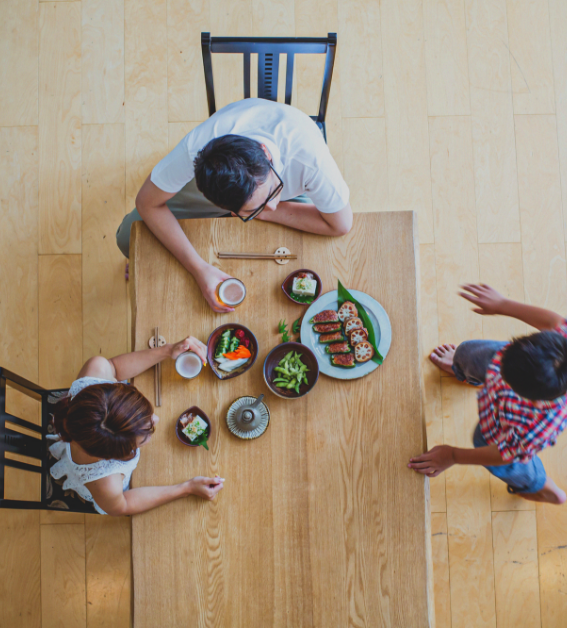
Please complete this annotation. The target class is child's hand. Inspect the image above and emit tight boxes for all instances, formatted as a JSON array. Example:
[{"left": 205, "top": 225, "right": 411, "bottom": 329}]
[
  {"left": 408, "top": 445, "right": 456, "bottom": 477},
  {"left": 170, "top": 336, "right": 208, "bottom": 364},
  {"left": 459, "top": 283, "right": 507, "bottom": 316},
  {"left": 187, "top": 476, "right": 224, "bottom": 500}
]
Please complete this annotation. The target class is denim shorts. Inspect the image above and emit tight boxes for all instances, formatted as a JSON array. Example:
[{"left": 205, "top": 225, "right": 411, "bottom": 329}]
[{"left": 473, "top": 423, "right": 547, "bottom": 494}]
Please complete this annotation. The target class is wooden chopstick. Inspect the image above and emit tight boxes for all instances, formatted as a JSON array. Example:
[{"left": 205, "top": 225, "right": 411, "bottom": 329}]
[
  {"left": 154, "top": 326, "right": 161, "bottom": 407},
  {"left": 218, "top": 252, "right": 297, "bottom": 260}
]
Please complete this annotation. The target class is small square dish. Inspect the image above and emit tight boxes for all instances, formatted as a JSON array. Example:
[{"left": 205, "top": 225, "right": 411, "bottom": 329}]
[{"left": 281, "top": 269, "right": 322, "bottom": 305}]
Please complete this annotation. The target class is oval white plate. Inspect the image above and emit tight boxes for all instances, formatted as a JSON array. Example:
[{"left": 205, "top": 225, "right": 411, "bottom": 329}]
[{"left": 300, "top": 290, "right": 392, "bottom": 381}]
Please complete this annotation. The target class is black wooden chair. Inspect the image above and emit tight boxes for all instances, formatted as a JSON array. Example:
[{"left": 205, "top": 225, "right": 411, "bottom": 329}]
[
  {"left": 201, "top": 32, "right": 337, "bottom": 142},
  {"left": 0, "top": 367, "right": 97, "bottom": 513}
]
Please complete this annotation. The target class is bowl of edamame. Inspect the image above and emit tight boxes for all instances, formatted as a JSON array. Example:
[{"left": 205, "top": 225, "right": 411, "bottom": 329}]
[{"left": 263, "top": 342, "right": 319, "bottom": 399}]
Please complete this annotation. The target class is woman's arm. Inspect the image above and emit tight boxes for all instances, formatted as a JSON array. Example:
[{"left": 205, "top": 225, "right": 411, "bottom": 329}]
[
  {"left": 86, "top": 473, "right": 225, "bottom": 516},
  {"left": 77, "top": 337, "right": 208, "bottom": 382},
  {"left": 408, "top": 444, "right": 507, "bottom": 477},
  {"left": 459, "top": 284, "right": 564, "bottom": 331}
]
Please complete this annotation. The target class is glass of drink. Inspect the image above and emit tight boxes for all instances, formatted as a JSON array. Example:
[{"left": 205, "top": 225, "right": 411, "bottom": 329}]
[
  {"left": 216, "top": 278, "right": 246, "bottom": 308},
  {"left": 175, "top": 351, "right": 203, "bottom": 380}
]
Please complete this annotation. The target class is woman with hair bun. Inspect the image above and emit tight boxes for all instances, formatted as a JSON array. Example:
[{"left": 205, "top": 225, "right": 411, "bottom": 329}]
[{"left": 49, "top": 336, "right": 224, "bottom": 515}]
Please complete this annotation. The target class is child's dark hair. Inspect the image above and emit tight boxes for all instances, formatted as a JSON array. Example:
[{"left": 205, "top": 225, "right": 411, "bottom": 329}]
[
  {"left": 52, "top": 384, "right": 154, "bottom": 460},
  {"left": 193, "top": 135, "right": 271, "bottom": 212},
  {"left": 501, "top": 331, "right": 567, "bottom": 401}
]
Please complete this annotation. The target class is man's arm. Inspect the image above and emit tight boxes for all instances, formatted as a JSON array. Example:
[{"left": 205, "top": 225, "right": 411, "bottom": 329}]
[
  {"left": 257, "top": 201, "right": 353, "bottom": 236},
  {"left": 459, "top": 284, "right": 564, "bottom": 331},
  {"left": 136, "top": 177, "right": 234, "bottom": 312}
]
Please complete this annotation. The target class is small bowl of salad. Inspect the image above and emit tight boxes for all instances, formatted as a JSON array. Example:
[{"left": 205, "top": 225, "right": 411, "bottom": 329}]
[
  {"left": 176, "top": 406, "right": 211, "bottom": 449},
  {"left": 263, "top": 341, "right": 319, "bottom": 399},
  {"left": 282, "top": 269, "right": 322, "bottom": 305},
  {"left": 207, "top": 324, "right": 259, "bottom": 380}
]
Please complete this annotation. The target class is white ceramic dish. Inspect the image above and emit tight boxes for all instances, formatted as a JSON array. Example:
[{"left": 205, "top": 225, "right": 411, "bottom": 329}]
[{"left": 300, "top": 289, "right": 392, "bottom": 381}]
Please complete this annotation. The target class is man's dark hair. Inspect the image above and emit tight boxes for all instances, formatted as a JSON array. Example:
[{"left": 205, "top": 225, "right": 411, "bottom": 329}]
[
  {"left": 193, "top": 135, "right": 271, "bottom": 212},
  {"left": 501, "top": 331, "right": 567, "bottom": 401}
]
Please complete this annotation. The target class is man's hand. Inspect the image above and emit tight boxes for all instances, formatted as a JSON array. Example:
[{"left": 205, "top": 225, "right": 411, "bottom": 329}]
[
  {"left": 408, "top": 445, "right": 456, "bottom": 477},
  {"left": 196, "top": 264, "right": 235, "bottom": 313},
  {"left": 459, "top": 284, "right": 507, "bottom": 316}
]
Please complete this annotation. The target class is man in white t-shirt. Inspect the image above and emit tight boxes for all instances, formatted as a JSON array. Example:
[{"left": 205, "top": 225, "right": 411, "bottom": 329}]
[{"left": 116, "top": 98, "right": 352, "bottom": 312}]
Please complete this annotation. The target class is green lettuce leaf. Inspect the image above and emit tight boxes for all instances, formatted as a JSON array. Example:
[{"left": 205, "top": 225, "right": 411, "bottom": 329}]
[{"left": 337, "top": 280, "right": 383, "bottom": 364}]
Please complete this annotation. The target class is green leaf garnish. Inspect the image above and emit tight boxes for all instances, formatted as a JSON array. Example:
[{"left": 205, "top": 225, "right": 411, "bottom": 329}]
[
  {"left": 337, "top": 280, "right": 383, "bottom": 364},
  {"left": 278, "top": 319, "right": 290, "bottom": 343},
  {"left": 292, "top": 317, "right": 301, "bottom": 334}
]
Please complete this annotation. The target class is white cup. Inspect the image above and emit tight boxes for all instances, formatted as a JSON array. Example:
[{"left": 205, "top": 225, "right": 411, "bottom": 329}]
[{"left": 175, "top": 351, "right": 203, "bottom": 380}]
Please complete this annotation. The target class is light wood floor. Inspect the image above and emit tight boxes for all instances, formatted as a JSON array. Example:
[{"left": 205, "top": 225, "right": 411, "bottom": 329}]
[{"left": 1, "top": 1, "right": 566, "bottom": 627}]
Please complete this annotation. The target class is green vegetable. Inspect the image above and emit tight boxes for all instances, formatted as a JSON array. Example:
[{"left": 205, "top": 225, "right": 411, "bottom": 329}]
[
  {"left": 292, "top": 318, "right": 301, "bottom": 334},
  {"left": 191, "top": 431, "right": 209, "bottom": 450},
  {"left": 228, "top": 336, "right": 240, "bottom": 353},
  {"left": 271, "top": 351, "right": 309, "bottom": 394},
  {"left": 215, "top": 329, "right": 232, "bottom": 358},
  {"left": 278, "top": 319, "right": 290, "bottom": 343},
  {"left": 290, "top": 293, "right": 315, "bottom": 304},
  {"left": 337, "top": 280, "right": 383, "bottom": 364}
]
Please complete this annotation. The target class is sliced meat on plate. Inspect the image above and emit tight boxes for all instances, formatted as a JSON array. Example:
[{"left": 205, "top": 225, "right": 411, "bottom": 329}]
[
  {"left": 324, "top": 342, "right": 351, "bottom": 354},
  {"left": 331, "top": 353, "right": 355, "bottom": 368},
  {"left": 313, "top": 322, "right": 342, "bottom": 333},
  {"left": 354, "top": 341, "right": 375, "bottom": 363},
  {"left": 310, "top": 310, "right": 339, "bottom": 324}
]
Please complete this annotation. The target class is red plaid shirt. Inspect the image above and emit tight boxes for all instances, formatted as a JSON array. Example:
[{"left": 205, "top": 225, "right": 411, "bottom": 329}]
[{"left": 478, "top": 320, "right": 567, "bottom": 463}]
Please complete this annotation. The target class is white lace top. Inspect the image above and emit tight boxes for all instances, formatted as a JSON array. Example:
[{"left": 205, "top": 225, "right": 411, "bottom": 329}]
[{"left": 49, "top": 377, "right": 140, "bottom": 515}]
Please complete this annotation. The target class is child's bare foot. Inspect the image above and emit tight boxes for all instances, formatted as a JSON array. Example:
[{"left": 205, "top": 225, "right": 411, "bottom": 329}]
[
  {"left": 516, "top": 477, "right": 567, "bottom": 505},
  {"left": 429, "top": 344, "right": 457, "bottom": 375}
]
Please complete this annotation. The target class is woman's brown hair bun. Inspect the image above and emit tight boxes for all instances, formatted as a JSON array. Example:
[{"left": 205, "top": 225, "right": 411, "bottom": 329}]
[{"left": 52, "top": 384, "right": 154, "bottom": 460}]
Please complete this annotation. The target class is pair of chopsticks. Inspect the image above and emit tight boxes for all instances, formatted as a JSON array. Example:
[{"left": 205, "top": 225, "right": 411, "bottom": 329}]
[
  {"left": 218, "top": 252, "right": 297, "bottom": 260},
  {"left": 154, "top": 326, "right": 161, "bottom": 407}
]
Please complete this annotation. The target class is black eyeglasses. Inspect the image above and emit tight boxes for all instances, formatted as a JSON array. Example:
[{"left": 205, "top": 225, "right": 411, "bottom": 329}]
[{"left": 237, "top": 163, "right": 284, "bottom": 223}]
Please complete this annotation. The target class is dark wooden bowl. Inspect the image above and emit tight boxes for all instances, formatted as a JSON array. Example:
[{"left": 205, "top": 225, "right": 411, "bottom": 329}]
[
  {"left": 263, "top": 342, "right": 319, "bottom": 399},
  {"left": 281, "top": 269, "right": 323, "bottom": 305},
  {"left": 207, "top": 324, "right": 258, "bottom": 380},
  {"left": 175, "top": 406, "right": 211, "bottom": 448}
]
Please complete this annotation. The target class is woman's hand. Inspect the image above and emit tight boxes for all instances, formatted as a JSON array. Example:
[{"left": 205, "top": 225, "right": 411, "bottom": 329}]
[
  {"left": 169, "top": 336, "right": 208, "bottom": 364},
  {"left": 408, "top": 445, "right": 456, "bottom": 477},
  {"left": 196, "top": 263, "right": 235, "bottom": 313},
  {"left": 459, "top": 284, "right": 507, "bottom": 316},
  {"left": 186, "top": 476, "right": 225, "bottom": 500}
]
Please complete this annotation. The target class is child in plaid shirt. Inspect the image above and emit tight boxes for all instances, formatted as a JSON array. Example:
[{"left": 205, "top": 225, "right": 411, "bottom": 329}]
[{"left": 409, "top": 284, "right": 567, "bottom": 505}]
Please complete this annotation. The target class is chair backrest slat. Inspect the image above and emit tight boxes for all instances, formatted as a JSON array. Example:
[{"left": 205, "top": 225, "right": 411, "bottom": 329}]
[
  {"left": 3, "top": 426, "right": 42, "bottom": 460},
  {"left": 4, "top": 457, "right": 42, "bottom": 474},
  {"left": 201, "top": 32, "right": 337, "bottom": 138}
]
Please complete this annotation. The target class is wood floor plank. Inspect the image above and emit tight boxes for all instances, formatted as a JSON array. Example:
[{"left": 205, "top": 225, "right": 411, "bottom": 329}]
[
  {"left": 39, "top": 1, "right": 82, "bottom": 254},
  {"left": 82, "top": 0, "right": 125, "bottom": 124},
  {"left": 492, "top": 511, "right": 541, "bottom": 628},
  {"left": 465, "top": 0, "right": 521, "bottom": 243},
  {"left": 168, "top": 121, "right": 202, "bottom": 150},
  {"left": 0, "top": 127, "right": 39, "bottom": 382},
  {"left": 0, "top": 510, "right": 41, "bottom": 628},
  {"left": 341, "top": 117, "right": 389, "bottom": 213},
  {"left": 431, "top": 512, "right": 452, "bottom": 628},
  {"left": 506, "top": 0, "right": 555, "bottom": 115},
  {"left": 442, "top": 378, "right": 496, "bottom": 628},
  {"left": 85, "top": 515, "right": 132, "bottom": 628},
  {"left": 420, "top": 244, "right": 447, "bottom": 513},
  {"left": 125, "top": 0, "right": 168, "bottom": 211},
  {"left": 166, "top": 0, "right": 209, "bottom": 123},
  {"left": 82, "top": 124, "right": 128, "bottom": 361},
  {"left": 381, "top": 0, "right": 434, "bottom": 244},
  {"left": 424, "top": 0, "right": 471, "bottom": 116},
  {"left": 41, "top": 524, "right": 87, "bottom": 628},
  {"left": 338, "top": 0, "right": 384, "bottom": 117},
  {"left": 39, "top": 255, "right": 83, "bottom": 389},
  {"left": 514, "top": 115, "right": 567, "bottom": 314},
  {"left": 0, "top": 0, "right": 38, "bottom": 126},
  {"left": 548, "top": 0, "right": 567, "bottom": 244},
  {"left": 429, "top": 116, "right": 482, "bottom": 346}
]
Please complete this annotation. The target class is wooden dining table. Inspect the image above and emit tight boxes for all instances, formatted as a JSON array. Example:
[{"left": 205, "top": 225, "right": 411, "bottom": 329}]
[{"left": 130, "top": 211, "right": 433, "bottom": 628}]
